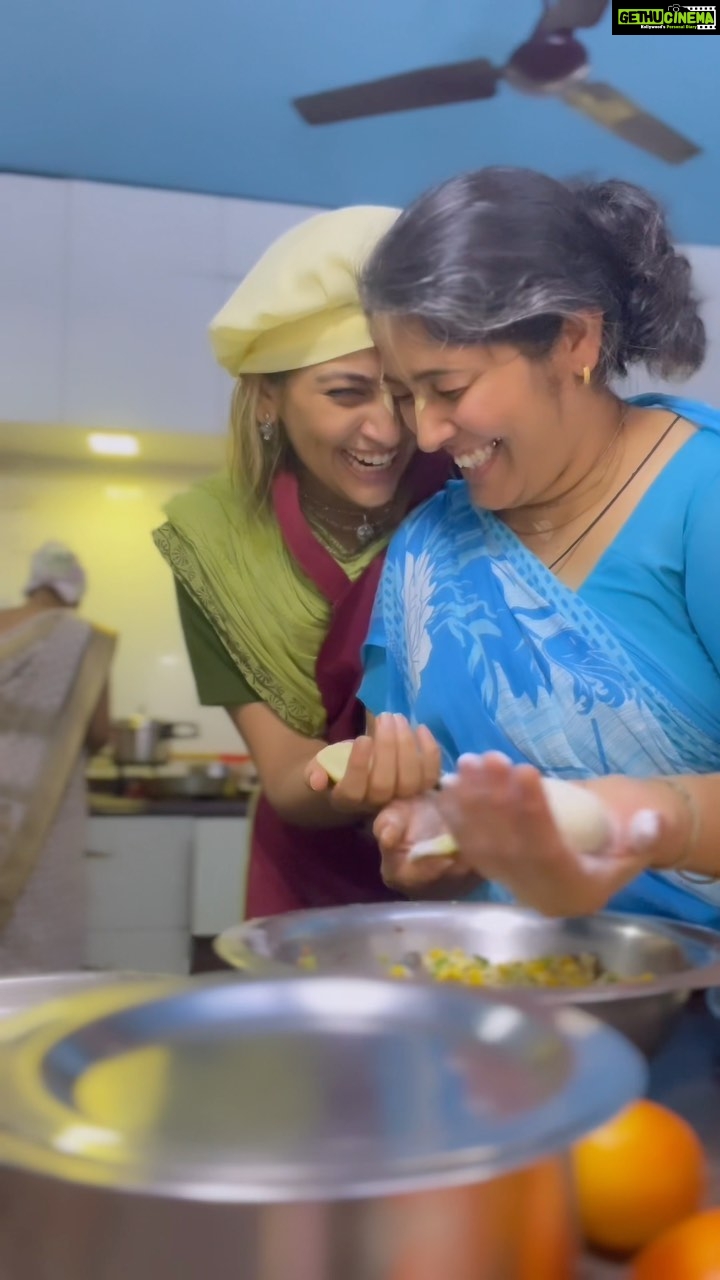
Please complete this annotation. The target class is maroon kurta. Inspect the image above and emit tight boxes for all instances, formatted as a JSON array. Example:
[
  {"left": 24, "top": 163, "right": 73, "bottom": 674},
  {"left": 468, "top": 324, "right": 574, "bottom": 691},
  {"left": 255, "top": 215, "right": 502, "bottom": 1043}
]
[{"left": 244, "top": 454, "right": 450, "bottom": 919}]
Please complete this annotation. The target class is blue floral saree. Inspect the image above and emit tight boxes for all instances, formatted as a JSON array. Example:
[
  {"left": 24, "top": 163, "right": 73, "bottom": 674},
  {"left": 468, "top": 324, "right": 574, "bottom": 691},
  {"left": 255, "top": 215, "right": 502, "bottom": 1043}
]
[{"left": 361, "top": 396, "right": 720, "bottom": 927}]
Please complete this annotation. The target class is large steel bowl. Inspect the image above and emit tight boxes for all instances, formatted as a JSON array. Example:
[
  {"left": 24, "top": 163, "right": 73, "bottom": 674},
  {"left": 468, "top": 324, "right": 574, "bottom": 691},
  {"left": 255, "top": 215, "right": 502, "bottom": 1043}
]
[
  {"left": 215, "top": 903, "right": 720, "bottom": 1056},
  {"left": 0, "top": 972, "right": 644, "bottom": 1279}
]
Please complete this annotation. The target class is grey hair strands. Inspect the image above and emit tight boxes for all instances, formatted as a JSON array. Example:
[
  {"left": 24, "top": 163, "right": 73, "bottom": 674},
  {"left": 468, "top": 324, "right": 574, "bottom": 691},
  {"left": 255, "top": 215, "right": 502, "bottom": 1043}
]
[{"left": 361, "top": 168, "right": 705, "bottom": 382}]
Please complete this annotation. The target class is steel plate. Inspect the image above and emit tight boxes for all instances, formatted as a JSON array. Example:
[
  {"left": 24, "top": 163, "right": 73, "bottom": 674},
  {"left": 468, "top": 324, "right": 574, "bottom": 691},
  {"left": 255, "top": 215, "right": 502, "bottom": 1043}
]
[{"left": 0, "top": 974, "right": 644, "bottom": 1201}]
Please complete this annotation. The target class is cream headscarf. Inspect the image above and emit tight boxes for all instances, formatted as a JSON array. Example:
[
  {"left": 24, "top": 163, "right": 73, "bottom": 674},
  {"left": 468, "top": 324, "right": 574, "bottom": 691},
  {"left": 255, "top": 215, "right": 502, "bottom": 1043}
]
[{"left": 208, "top": 205, "right": 399, "bottom": 376}]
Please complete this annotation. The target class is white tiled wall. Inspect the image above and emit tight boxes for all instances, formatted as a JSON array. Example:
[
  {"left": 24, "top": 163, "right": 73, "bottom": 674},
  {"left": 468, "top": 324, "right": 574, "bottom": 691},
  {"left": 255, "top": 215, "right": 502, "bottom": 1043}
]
[
  {"left": 0, "top": 177, "right": 69, "bottom": 424},
  {"left": 0, "top": 173, "right": 320, "bottom": 435},
  {"left": 3, "top": 171, "right": 720, "bottom": 432},
  {"left": 0, "top": 461, "right": 245, "bottom": 755}
]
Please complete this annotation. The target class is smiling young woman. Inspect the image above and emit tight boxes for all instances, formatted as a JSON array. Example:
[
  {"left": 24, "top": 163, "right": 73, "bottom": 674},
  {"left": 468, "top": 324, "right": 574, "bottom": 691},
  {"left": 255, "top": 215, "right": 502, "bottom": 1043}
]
[{"left": 153, "top": 208, "right": 450, "bottom": 927}]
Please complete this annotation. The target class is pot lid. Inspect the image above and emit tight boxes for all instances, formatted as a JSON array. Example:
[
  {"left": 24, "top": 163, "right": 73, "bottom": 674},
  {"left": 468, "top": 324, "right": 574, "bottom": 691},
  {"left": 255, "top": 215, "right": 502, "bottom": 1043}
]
[{"left": 0, "top": 974, "right": 645, "bottom": 1201}]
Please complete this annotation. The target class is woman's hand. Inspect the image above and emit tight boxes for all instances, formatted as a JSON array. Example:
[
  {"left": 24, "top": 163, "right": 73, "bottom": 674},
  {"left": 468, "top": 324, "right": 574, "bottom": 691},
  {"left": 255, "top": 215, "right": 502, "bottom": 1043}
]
[
  {"left": 305, "top": 713, "right": 442, "bottom": 815},
  {"left": 373, "top": 794, "right": 481, "bottom": 899},
  {"left": 434, "top": 753, "right": 673, "bottom": 916}
]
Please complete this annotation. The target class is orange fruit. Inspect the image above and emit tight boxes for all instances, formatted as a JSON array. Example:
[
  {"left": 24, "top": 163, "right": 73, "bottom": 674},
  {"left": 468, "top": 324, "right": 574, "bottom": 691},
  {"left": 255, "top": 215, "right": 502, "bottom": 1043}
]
[
  {"left": 572, "top": 1099, "right": 707, "bottom": 1254},
  {"left": 631, "top": 1208, "right": 720, "bottom": 1279}
]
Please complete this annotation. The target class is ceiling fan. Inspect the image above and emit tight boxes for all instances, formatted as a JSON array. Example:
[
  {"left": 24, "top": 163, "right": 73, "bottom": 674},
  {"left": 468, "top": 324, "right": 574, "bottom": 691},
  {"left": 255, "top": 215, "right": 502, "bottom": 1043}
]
[{"left": 293, "top": 0, "right": 700, "bottom": 165}]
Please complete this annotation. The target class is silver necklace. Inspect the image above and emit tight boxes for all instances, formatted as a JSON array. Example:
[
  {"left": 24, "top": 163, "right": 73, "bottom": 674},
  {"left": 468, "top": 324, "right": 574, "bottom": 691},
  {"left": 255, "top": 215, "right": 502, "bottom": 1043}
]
[
  {"left": 301, "top": 489, "right": 397, "bottom": 548},
  {"left": 357, "top": 516, "right": 376, "bottom": 545}
]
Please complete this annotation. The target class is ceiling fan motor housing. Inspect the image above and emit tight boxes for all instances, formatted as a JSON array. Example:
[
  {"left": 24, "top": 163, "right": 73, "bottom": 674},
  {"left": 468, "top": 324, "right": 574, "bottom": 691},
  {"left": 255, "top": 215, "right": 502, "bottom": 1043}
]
[{"left": 507, "top": 32, "right": 589, "bottom": 89}]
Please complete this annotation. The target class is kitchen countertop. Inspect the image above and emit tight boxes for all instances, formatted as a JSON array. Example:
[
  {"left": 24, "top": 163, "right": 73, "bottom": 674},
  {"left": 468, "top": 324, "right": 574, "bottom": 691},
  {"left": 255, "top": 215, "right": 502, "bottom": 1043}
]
[
  {"left": 88, "top": 795, "right": 251, "bottom": 818},
  {"left": 584, "top": 994, "right": 720, "bottom": 1278}
]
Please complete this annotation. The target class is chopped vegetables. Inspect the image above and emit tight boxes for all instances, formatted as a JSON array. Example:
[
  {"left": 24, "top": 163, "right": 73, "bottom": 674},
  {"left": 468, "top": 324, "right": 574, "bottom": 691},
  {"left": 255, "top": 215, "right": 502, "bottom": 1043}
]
[
  {"left": 415, "top": 948, "right": 624, "bottom": 988},
  {"left": 294, "top": 945, "right": 654, "bottom": 988}
]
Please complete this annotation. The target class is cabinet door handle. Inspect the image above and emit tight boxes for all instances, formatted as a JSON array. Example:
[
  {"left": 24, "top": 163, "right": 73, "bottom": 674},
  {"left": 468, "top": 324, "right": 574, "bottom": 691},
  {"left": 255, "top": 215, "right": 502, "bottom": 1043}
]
[{"left": 84, "top": 849, "right": 113, "bottom": 859}]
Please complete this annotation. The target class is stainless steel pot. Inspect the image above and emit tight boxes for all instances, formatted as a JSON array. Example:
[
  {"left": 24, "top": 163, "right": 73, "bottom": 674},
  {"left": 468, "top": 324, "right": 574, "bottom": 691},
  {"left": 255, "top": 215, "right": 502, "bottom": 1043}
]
[
  {"left": 145, "top": 763, "right": 234, "bottom": 800},
  {"left": 214, "top": 902, "right": 720, "bottom": 1056},
  {"left": 111, "top": 716, "right": 199, "bottom": 766},
  {"left": 0, "top": 972, "right": 644, "bottom": 1280}
]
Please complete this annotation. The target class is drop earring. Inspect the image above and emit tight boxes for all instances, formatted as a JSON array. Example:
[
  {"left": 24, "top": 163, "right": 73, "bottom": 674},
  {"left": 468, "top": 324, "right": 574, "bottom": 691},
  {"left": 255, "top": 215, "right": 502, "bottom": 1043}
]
[
  {"left": 259, "top": 414, "right": 275, "bottom": 443},
  {"left": 582, "top": 366, "right": 591, "bottom": 387}
]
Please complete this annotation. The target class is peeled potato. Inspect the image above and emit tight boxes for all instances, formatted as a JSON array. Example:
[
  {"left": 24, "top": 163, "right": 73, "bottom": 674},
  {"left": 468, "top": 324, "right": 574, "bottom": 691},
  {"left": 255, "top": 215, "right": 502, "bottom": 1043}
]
[
  {"left": 316, "top": 739, "right": 354, "bottom": 783},
  {"left": 411, "top": 776, "right": 612, "bottom": 861},
  {"left": 315, "top": 741, "right": 612, "bottom": 861},
  {"left": 541, "top": 777, "right": 613, "bottom": 855},
  {"left": 409, "top": 833, "right": 460, "bottom": 860}
]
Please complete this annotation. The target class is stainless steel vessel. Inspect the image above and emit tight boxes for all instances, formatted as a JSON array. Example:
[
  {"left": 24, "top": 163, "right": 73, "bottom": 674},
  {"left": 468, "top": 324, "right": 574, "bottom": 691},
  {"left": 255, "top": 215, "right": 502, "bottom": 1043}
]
[
  {"left": 110, "top": 716, "right": 199, "bottom": 766},
  {"left": 0, "top": 972, "right": 645, "bottom": 1280},
  {"left": 215, "top": 902, "right": 720, "bottom": 1055},
  {"left": 145, "top": 762, "right": 235, "bottom": 799}
]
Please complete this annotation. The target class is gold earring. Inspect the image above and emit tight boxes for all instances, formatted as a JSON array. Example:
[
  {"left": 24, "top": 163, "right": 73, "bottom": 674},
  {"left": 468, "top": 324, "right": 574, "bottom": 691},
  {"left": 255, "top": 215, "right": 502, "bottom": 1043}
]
[{"left": 582, "top": 366, "right": 591, "bottom": 387}]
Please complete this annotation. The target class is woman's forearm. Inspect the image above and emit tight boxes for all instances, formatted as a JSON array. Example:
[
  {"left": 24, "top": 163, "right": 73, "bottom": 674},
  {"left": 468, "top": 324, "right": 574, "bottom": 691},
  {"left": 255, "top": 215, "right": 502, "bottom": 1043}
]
[
  {"left": 268, "top": 758, "right": 367, "bottom": 829},
  {"left": 643, "top": 774, "right": 720, "bottom": 878},
  {"left": 228, "top": 705, "right": 367, "bottom": 830},
  {"left": 587, "top": 773, "right": 720, "bottom": 879}
]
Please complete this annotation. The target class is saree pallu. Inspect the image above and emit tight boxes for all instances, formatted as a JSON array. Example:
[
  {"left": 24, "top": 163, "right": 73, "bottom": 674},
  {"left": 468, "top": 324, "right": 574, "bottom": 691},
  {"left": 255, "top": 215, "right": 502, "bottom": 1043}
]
[
  {"left": 0, "top": 611, "right": 116, "bottom": 972},
  {"left": 365, "top": 396, "right": 720, "bottom": 927}
]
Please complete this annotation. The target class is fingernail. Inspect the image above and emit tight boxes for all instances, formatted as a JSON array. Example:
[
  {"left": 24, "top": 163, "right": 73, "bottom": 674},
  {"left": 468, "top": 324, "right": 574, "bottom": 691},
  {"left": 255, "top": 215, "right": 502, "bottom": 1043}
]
[
  {"left": 439, "top": 771, "right": 458, "bottom": 789},
  {"left": 457, "top": 753, "right": 484, "bottom": 768},
  {"left": 628, "top": 809, "right": 662, "bottom": 847}
]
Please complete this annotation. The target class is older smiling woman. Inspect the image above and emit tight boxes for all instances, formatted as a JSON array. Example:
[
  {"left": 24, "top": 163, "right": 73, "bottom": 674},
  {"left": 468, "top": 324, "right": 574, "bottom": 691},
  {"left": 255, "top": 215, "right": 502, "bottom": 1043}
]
[{"left": 349, "top": 167, "right": 720, "bottom": 924}]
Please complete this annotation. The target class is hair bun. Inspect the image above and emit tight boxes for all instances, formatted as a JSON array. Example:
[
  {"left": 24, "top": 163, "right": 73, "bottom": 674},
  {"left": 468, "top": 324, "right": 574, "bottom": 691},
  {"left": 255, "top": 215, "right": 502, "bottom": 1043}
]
[{"left": 571, "top": 179, "right": 705, "bottom": 378}]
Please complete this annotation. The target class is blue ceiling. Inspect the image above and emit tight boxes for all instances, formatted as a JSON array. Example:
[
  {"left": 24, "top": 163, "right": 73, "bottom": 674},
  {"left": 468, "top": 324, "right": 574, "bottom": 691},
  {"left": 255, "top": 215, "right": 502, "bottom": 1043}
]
[{"left": 1, "top": 1, "right": 718, "bottom": 242}]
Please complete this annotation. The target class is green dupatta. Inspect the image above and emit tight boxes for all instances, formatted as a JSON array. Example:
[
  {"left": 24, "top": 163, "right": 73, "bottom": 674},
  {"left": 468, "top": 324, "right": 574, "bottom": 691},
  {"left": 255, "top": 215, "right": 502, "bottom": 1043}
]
[{"left": 153, "top": 473, "right": 380, "bottom": 737}]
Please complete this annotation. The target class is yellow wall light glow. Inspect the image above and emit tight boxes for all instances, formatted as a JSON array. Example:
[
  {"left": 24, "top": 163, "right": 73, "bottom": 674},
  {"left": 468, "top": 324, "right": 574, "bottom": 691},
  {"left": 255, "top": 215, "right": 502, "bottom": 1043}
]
[{"left": 87, "top": 433, "right": 140, "bottom": 458}]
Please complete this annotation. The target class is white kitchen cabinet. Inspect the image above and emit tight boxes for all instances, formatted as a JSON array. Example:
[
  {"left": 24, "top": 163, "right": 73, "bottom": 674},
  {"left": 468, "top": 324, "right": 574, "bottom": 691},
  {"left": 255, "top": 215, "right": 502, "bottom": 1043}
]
[
  {"left": 85, "top": 817, "right": 193, "bottom": 931},
  {"left": 85, "top": 929, "right": 190, "bottom": 975},
  {"left": 83, "top": 813, "right": 250, "bottom": 975},
  {"left": 84, "top": 817, "right": 194, "bottom": 974},
  {"left": 191, "top": 817, "right": 250, "bottom": 934}
]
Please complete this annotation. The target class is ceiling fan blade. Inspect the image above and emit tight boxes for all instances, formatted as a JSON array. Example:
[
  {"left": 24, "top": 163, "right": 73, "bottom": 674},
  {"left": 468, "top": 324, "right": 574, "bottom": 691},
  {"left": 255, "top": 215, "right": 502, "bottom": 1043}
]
[
  {"left": 559, "top": 80, "right": 701, "bottom": 164},
  {"left": 294, "top": 59, "right": 500, "bottom": 125},
  {"left": 538, "top": 0, "right": 610, "bottom": 32}
]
